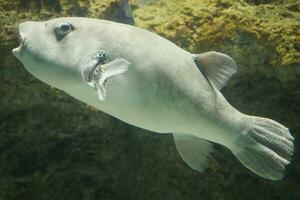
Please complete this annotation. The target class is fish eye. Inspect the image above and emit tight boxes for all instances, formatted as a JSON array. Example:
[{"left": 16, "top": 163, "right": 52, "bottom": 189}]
[{"left": 54, "top": 22, "right": 74, "bottom": 40}]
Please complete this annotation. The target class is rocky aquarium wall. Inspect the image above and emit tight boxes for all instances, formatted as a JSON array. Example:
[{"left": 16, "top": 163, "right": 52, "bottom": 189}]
[{"left": 0, "top": 0, "right": 299, "bottom": 199}]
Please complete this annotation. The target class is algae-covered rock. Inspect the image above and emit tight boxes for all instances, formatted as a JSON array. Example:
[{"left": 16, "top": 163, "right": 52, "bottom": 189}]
[
  {"left": 0, "top": 0, "right": 299, "bottom": 200},
  {"left": 0, "top": 0, "right": 121, "bottom": 45},
  {"left": 134, "top": 0, "right": 300, "bottom": 67}
]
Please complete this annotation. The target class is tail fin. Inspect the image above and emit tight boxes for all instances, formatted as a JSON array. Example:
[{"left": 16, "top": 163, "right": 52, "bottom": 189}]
[{"left": 232, "top": 116, "right": 294, "bottom": 180}]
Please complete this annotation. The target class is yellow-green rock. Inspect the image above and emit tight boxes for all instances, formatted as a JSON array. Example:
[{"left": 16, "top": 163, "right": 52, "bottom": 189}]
[{"left": 133, "top": 0, "right": 300, "bottom": 66}]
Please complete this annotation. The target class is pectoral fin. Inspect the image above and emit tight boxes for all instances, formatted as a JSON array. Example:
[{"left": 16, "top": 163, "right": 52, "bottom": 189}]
[
  {"left": 100, "top": 59, "right": 129, "bottom": 83},
  {"left": 82, "top": 49, "right": 110, "bottom": 82},
  {"left": 87, "top": 58, "right": 130, "bottom": 101},
  {"left": 96, "top": 83, "right": 106, "bottom": 101}
]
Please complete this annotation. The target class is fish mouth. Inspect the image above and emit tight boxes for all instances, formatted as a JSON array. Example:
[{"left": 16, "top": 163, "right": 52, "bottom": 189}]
[{"left": 12, "top": 31, "right": 26, "bottom": 56}]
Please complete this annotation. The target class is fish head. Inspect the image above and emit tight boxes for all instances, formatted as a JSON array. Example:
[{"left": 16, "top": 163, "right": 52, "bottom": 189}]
[{"left": 12, "top": 17, "right": 104, "bottom": 89}]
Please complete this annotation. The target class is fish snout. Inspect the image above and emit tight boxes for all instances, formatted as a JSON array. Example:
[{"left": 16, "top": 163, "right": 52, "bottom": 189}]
[
  {"left": 12, "top": 21, "right": 47, "bottom": 58},
  {"left": 12, "top": 22, "right": 31, "bottom": 57}
]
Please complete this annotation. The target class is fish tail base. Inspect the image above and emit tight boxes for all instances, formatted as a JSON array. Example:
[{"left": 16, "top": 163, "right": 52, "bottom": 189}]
[{"left": 232, "top": 115, "right": 294, "bottom": 180}]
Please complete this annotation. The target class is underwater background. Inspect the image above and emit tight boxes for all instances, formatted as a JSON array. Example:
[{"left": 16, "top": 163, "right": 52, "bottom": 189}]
[{"left": 0, "top": 0, "right": 299, "bottom": 199}]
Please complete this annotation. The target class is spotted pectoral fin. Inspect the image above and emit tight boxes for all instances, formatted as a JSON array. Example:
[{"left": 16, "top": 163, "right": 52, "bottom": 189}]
[
  {"left": 94, "top": 84, "right": 106, "bottom": 101},
  {"left": 82, "top": 49, "right": 110, "bottom": 82},
  {"left": 88, "top": 58, "right": 130, "bottom": 101}
]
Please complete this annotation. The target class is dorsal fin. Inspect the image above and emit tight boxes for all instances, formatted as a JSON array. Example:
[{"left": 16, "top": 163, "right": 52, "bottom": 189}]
[{"left": 193, "top": 51, "right": 238, "bottom": 90}]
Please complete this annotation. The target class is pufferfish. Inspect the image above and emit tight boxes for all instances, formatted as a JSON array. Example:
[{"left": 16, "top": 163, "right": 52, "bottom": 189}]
[{"left": 12, "top": 17, "right": 294, "bottom": 180}]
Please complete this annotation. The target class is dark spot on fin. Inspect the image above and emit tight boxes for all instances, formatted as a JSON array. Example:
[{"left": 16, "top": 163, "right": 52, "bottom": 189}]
[
  {"left": 193, "top": 56, "right": 215, "bottom": 89},
  {"left": 92, "top": 49, "right": 110, "bottom": 65}
]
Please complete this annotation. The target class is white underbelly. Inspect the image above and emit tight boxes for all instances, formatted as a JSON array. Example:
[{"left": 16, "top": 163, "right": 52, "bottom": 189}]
[
  {"left": 63, "top": 78, "right": 202, "bottom": 134},
  {"left": 63, "top": 76, "right": 240, "bottom": 148}
]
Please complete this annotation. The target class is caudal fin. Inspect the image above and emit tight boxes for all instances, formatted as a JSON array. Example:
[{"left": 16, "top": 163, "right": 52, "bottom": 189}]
[{"left": 232, "top": 116, "right": 294, "bottom": 180}]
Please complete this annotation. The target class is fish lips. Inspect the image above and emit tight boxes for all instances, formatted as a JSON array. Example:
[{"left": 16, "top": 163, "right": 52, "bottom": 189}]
[{"left": 12, "top": 28, "right": 26, "bottom": 58}]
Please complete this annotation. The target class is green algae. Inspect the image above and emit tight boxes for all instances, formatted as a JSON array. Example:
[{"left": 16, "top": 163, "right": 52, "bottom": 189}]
[{"left": 133, "top": 0, "right": 300, "bottom": 67}]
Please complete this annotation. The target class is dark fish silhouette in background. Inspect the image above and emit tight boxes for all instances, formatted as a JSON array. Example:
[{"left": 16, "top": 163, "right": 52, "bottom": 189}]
[{"left": 116, "top": 0, "right": 135, "bottom": 25}]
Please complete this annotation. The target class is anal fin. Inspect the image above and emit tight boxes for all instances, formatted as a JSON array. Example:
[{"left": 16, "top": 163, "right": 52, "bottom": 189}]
[{"left": 173, "top": 133, "right": 214, "bottom": 172}]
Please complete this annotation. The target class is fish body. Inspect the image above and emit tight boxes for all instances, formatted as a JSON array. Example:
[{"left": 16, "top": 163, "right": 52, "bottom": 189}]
[{"left": 13, "top": 17, "right": 294, "bottom": 180}]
